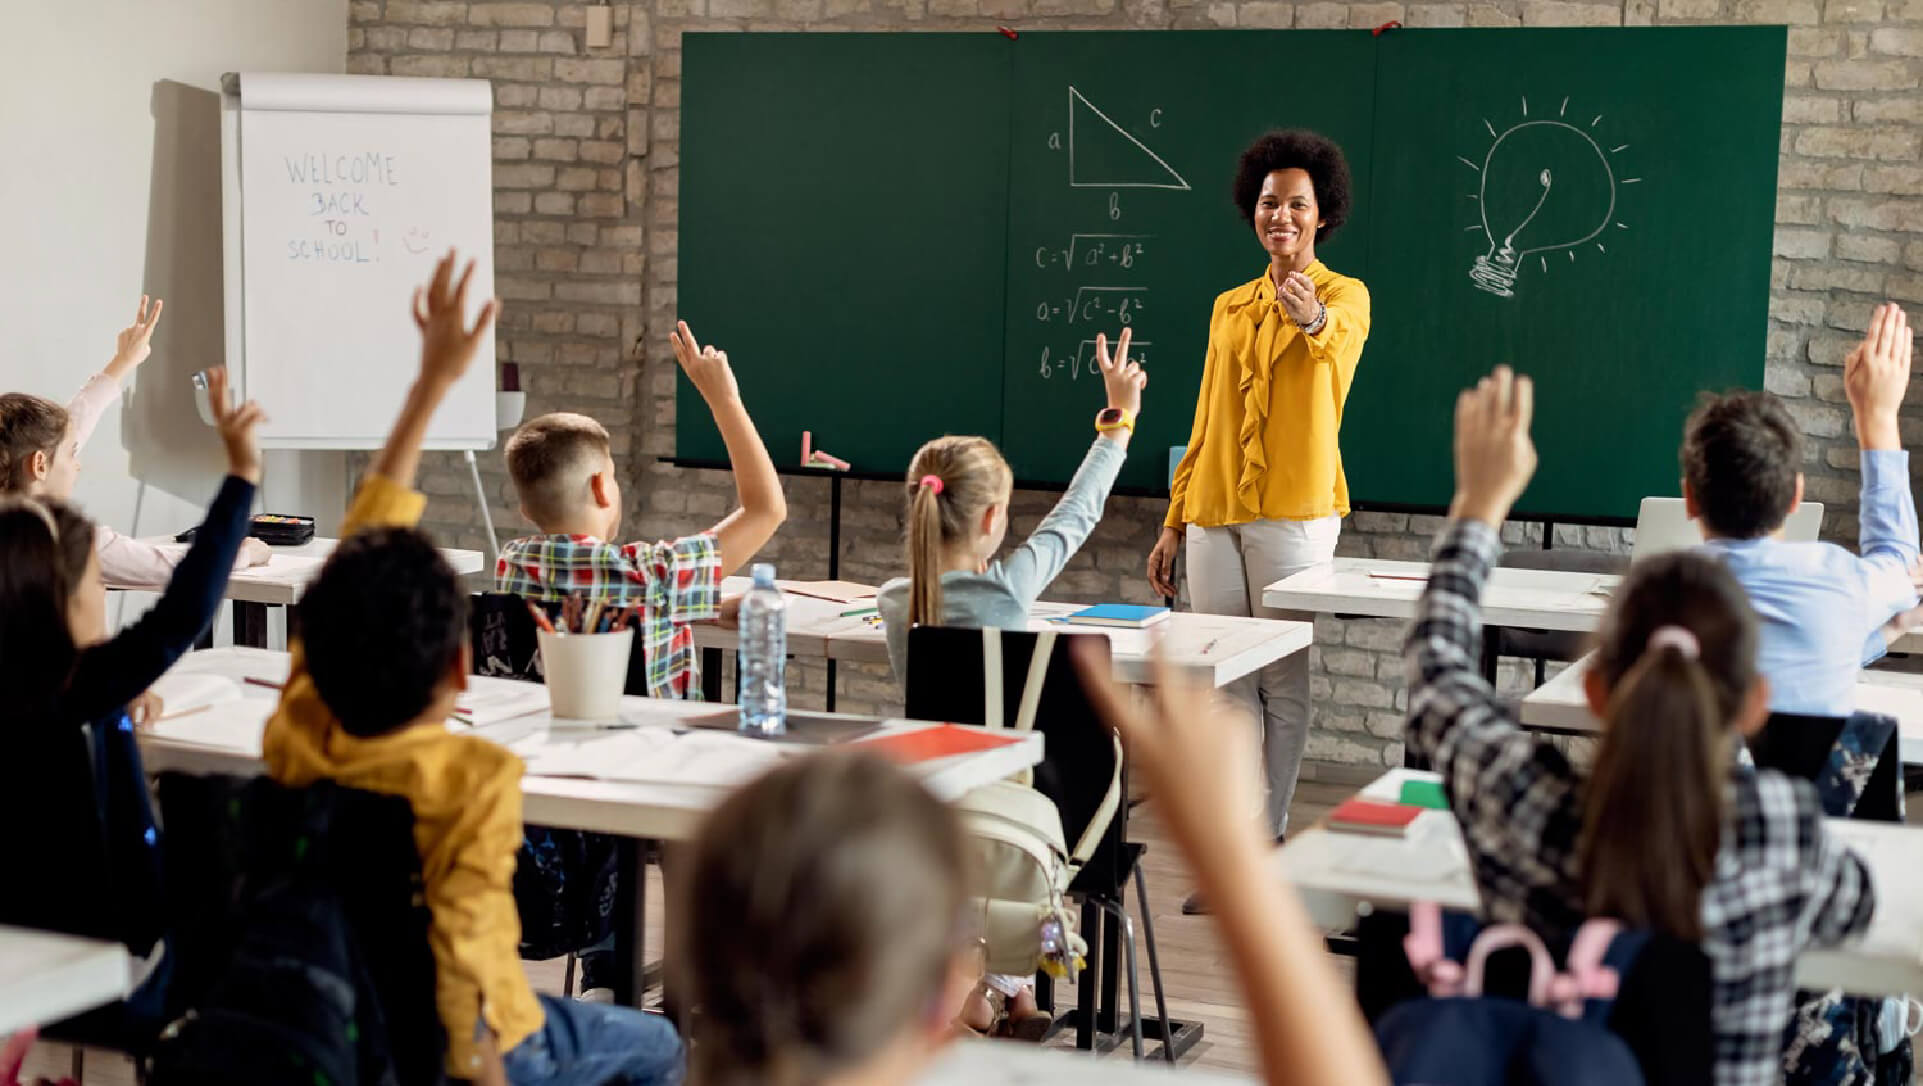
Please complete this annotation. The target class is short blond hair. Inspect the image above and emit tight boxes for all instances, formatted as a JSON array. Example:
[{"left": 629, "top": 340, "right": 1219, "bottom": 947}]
[{"left": 504, "top": 412, "right": 611, "bottom": 526}]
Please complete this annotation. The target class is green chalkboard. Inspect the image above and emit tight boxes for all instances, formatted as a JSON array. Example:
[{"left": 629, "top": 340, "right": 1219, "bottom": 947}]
[
  {"left": 1349, "top": 27, "right": 1787, "bottom": 518},
  {"left": 677, "top": 27, "right": 1786, "bottom": 519},
  {"left": 677, "top": 33, "right": 1012, "bottom": 471}
]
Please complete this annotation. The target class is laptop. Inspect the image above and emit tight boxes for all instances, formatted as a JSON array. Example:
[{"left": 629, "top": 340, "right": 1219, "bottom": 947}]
[{"left": 1632, "top": 497, "right": 1824, "bottom": 562}]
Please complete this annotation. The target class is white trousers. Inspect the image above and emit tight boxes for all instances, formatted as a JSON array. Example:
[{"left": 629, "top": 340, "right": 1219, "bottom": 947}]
[{"left": 1185, "top": 516, "right": 1340, "bottom": 837}]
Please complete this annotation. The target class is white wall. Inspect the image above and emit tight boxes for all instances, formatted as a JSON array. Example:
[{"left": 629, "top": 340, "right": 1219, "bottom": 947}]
[
  {"left": 0, "top": 1, "right": 352, "bottom": 534},
  {"left": 0, "top": 1, "right": 350, "bottom": 631}
]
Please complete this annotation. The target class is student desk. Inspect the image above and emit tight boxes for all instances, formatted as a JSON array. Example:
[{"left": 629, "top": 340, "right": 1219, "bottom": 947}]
[
  {"left": 114, "top": 536, "right": 485, "bottom": 649},
  {"left": 1262, "top": 558, "right": 1613, "bottom": 632},
  {"left": 0, "top": 926, "right": 129, "bottom": 1036},
  {"left": 1278, "top": 769, "right": 1923, "bottom": 998},
  {"left": 136, "top": 647, "right": 1043, "bottom": 1009},
  {"left": 698, "top": 578, "right": 1314, "bottom": 706},
  {"left": 1521, "top": 652, "right": 1923, "bottom": 766},
  {"left": 918, "top": 1041, "right": 1251, "bottom": 1083}
]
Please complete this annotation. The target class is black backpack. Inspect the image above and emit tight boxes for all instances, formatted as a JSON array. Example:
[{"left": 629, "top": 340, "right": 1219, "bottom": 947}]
[{"left": 148, "top": 775, "right": 446, "bottom": 1086}]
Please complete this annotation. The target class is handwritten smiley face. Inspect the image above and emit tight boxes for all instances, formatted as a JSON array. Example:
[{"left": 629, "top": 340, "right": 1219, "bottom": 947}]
[{"left": 402, "top": 227, "right": 432, "bottom": 255}]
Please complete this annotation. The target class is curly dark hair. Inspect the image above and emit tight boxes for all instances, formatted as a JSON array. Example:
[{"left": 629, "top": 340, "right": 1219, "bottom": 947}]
[
  {"left": 296, "top": 526, "right": 469, "bottom": 738},
  {"left": 1680, "top": 390, "right": 1802, "bottom": 540},
  {"left": 1231, "top": 129, "right": 1354, "bottom": 243}
]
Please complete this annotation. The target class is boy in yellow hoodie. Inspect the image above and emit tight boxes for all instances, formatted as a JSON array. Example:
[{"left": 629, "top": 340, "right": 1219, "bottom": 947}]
[{"left": 262, "top": 253, "right": 682, "bottom": 1085}]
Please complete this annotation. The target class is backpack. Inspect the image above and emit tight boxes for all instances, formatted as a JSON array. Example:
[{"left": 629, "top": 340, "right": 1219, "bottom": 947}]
[
  {"left": 951, "top": 629, "right": 1120, "bottom": 979},
  {"left": 147, "top": 776, "right": 444, "bottom": 1086},
  {"left": 1374, "top": 903, "right": 1650, "bottom": 1086}
]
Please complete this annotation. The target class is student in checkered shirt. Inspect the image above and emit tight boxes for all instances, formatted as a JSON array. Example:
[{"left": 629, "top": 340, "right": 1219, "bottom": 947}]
[
  {"left": 1405, "top": 367, "right": 1875, "bottom": 1086},
  {"left": 498, "top": 320, "right": 786, "bottom": 700}
]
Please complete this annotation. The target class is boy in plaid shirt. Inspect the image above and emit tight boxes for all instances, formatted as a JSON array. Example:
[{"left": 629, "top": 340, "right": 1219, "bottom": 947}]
[{"left": 498, "top": 320, "right": 786, "bottom": 698}]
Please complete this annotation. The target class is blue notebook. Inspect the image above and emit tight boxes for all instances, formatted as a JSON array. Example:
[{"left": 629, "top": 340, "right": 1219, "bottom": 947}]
[{"left": 1064, "top": 604, "right": 1170, "bottom": 629}]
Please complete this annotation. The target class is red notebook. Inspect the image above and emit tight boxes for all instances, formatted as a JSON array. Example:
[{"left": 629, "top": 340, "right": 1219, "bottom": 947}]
[
  {"left": 1327, "top": 797, "right": 1423, "bottom": 838},
  {"left": 853, "top": 724, "right": 1023, "bottom": 764}
]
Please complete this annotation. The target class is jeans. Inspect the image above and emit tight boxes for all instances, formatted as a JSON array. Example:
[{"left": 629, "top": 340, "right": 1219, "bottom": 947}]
[
  {"left": 502, "top": 995, "right": 685, "bottom": 1086},
  {"left": 1185, "top": 516, "right": 1342, "bottom": 837}
]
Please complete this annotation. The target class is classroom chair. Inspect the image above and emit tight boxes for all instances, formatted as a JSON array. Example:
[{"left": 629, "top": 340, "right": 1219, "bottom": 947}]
[
  {"left": 468, "top": 591, "right": 651, "bottom": 1000},
  {"left": 152, "top": 771, "right": 447, "bottom": 1084},
  {"left": 905, "top": 625, "right": 1200, "bottom": 1063},
  {"left": 1483, "top": 547, "right": 1628, "bottom": 688}
]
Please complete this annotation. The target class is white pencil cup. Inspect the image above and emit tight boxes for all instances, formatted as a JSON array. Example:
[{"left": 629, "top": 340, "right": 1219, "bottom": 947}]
[{"left": 537, "top": 627, "right": 634, "bottom": 722}]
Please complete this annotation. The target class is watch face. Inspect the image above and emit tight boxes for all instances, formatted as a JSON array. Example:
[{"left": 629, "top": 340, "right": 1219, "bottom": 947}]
[{"left": 1098, "top": 408, "right": 1123, "bottom": 424}]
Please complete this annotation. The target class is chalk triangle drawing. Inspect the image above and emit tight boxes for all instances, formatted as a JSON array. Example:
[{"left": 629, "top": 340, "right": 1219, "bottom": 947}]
[{"left": 1068, "top": 87, "right": 1191, "bottom": 191}]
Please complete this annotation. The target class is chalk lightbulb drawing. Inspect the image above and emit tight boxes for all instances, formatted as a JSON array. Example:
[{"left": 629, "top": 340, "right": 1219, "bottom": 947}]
[{"left": 1461, "top": 97, "right": 1639, "bottom": 298}]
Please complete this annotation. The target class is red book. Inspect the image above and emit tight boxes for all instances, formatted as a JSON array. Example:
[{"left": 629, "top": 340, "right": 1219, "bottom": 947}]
[
  {"left": 853, "top": 724, "right": 1022, "bottom": 764},
  {"left": 1327, "top": 797, "right": 1423, "bottom": 837}
]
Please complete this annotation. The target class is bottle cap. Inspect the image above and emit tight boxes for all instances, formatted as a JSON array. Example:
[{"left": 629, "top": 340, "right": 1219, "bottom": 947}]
[{"left": 751, "top": 562, "right": 777, "bottom": 588}]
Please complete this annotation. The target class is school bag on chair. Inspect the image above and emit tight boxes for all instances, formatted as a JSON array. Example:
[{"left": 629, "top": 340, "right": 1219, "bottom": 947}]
[
  {"left": 1375, "top": 903, "right": 1666, "bottom": 1086},
  {"left": 918, "top": 627, "right": 1122, "bottom": 981}
]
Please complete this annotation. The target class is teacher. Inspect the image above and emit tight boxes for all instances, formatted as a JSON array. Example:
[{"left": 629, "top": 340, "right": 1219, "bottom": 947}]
[{"left": 1149, "top": 129, "right": 1370, "bottom": 845}]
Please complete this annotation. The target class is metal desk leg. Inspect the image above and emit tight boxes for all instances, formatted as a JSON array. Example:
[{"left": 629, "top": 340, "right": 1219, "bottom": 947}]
[
  {"left": 234, "top": 600, "right": 271, "bottom": 649},
  {"left": 610, "top": 838, "right": 648, "bottom": 1008},
  {"left": 701, "top": 647, "right": 724, "bottom": 703}
]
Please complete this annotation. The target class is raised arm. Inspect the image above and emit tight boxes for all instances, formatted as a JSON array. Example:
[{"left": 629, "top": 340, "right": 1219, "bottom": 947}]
[
  {"left": 1077, "top": 644, "right": 1388, "bottom": 1086},
  {"left": 1842, "top": 303, "right": 1920, "bottom": 644},
  {"left": 371, "top": 253, "right": 498, "bottom": 493},
  {"left": 65, "top": 367, "right": 261, "bottom": 718},
  {"left": 672, "top": 321, "right": 786, "bottom": 577},
  {"left": 999, "top": 330, "right": 1143, "bottom": 605}
]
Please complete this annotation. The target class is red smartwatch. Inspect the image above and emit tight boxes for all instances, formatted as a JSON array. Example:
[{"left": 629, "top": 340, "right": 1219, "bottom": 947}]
[{"left": 1095, "top": 407, "right": 1136, "bottom": 435}]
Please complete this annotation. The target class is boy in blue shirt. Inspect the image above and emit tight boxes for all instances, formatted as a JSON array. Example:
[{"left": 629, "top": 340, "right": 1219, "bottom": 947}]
[{"left": 1683, "top": 302, "right": 1918, "bottom": 715}]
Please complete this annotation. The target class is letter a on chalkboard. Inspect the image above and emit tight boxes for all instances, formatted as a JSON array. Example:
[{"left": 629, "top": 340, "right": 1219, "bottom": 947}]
[{"left": 1067, "top": 87, "right": 1191, "bottom": 191}]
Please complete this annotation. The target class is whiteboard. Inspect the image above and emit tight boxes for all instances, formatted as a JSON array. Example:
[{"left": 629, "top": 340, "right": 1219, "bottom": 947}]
[{"left": 222, "top": 73, "right": 497, "bottom": 450}]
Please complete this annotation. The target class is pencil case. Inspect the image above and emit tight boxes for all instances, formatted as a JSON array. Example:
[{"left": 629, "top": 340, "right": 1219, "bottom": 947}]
[{"left": 249, "top": 513, "right": 315, "bottom": 546}]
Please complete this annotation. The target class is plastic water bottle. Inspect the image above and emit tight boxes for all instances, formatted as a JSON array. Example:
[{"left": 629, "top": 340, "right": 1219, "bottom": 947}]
[{"left": 737, "top": 563, "right": 788, "bottom": 736}]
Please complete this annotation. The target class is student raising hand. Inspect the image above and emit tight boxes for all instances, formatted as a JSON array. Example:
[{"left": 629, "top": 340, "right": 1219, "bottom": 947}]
[
  {"left": 1843, "top": 302, "right": 1912, "bottom": 451},
  {"left": 670, "top": 321, "right": 740, "bottom": 406},
  {"left": 1094, "top": 328, "right": 1147, "bottom": 422},
  {"left": 1074, "top": 642, "right": 1388, "bottom": 1086},
  {"left": 1449, "top": 365, "right": 1537, "bottom": 528},
  {"left": 412, "top": 250, "right": 500, "bottom": 389},
  {"left": 106, "top": 295, "right": 164, "bottom": 382},
  {"left": 202, "top": 366, "right": 265, "bottom": 485}
]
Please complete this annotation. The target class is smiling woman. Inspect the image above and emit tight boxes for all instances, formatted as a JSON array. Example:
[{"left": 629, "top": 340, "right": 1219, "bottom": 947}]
[{"left": 1151, "top": 129, "right": 1371, "bottom": 849}]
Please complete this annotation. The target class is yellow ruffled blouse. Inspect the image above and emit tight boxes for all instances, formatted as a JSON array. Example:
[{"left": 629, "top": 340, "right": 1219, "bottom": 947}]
[{"left": 1166, "top": 262, "right": 1371, "bottom": 528}]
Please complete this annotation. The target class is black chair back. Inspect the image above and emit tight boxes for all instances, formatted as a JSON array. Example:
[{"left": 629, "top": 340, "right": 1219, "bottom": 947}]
[
  {"left": 1747, "top": 710, "right": 1903, "bottom": 822},
  {"left": 470, "top": 590, "right": 655, "bottom": 696},
  {"left": 156, "top": 772, "right": 447, "bottom": 1084},
  {"left": 904, "top": 625, "right": 1127, "bottom": 896}
]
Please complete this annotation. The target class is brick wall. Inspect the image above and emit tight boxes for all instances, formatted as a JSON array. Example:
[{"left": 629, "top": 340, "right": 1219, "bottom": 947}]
[{"left": 348, "top": 0, "right": 1919, "bottom": 770}]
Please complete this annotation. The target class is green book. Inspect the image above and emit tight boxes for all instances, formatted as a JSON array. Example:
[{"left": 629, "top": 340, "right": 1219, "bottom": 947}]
[{"left": 1398, "top": 779, "right": 1448, "bottom": 810}]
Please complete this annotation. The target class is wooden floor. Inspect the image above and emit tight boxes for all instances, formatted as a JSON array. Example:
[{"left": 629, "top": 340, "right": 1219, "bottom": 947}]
[{"left": 25, "top": 778, "right": 1918, "bottom": 1083}]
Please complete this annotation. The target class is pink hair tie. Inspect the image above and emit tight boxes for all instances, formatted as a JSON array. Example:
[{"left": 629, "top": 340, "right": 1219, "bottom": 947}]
[
  {"left": 919, "top": 475, "right": 945, "bottom": 495},
  {"left": 1647, "top": 625, "right": 1700, "bottom": 660}
]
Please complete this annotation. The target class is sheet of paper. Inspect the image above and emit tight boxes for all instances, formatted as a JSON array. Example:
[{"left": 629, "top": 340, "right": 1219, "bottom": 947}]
[
  {"left": 146, "top": 701, "right": 273, "bottom": 755},
  {"left": 520, "top": 727, "right": 788, "bottom": 787},
  {"left": 147, "top": 672, "right": 244, "bottom": 716},
  {"left": 778, "top": 580, "right": 877, "bottom": 604}
]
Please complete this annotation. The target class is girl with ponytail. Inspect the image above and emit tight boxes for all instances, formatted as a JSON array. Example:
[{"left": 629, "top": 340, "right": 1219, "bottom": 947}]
[
  {"left": 875, "top": 327, "right": 1144, "bottom": 1037},
  {"left": 877, "top": 327, "right": 1146, "bottom": 683},
  {"left": 1405, "top": 366, "right": 1874, "bottom": 1086}
]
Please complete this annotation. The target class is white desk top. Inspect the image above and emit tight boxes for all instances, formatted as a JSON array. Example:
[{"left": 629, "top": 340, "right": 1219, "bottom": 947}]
[
  {"left": 1279, "top": 770, "right": 1923, "bottom": 998},
  {"left": 114, "top": 536, "right": 486, "bottom": 605},
  {"left": 0, "top": 926, "right": 129, "bottom": 1036},
  {"left": 699, "top": 579, "right": 1311, "bottom": 689},
  {"left": 1263, "top": 558, "right": 1612, "bottom": 633},
  {"left": 1521, "top": 653, "right": 1923, "bottom": 765},
  {"left": 917, "top": 1041, "right": 1250, "bottom": 1083},
  {"left": 136, "top": 647, "right": 1044, "bottom": 842}
]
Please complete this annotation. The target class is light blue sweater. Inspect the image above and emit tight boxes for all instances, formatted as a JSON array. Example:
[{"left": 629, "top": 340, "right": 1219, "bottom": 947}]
[{"left": 877, "top": 436, "right": 1127, "bottom": 684}]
